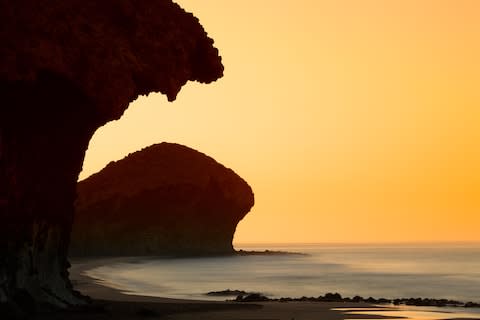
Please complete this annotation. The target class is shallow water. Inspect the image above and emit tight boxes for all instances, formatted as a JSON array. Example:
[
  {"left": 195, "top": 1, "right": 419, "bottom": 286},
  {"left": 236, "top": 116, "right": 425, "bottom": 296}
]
[
  {"left": 337, "top": 305, "right": 480, "bottom": 320},
  {"left": 84, "top": 243, "right": 480, "bottom": 303}
]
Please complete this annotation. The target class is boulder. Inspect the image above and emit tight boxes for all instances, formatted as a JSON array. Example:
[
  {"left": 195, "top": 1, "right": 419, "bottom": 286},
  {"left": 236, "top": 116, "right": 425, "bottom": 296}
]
[{"left": 71, "top": 143, "right": 254, "bottom": 256}]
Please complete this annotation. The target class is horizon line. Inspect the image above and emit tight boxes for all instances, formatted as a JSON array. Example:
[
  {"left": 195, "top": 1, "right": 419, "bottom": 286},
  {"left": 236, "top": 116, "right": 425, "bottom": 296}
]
[{"left": 233, "top": 240, "right": 480, "bottom": 246}]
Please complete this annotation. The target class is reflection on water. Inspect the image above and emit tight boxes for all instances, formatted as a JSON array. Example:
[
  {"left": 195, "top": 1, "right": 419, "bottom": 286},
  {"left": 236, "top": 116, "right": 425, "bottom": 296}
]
[{"left": 335, "top": 306, "right": 480, "bottom": 320}]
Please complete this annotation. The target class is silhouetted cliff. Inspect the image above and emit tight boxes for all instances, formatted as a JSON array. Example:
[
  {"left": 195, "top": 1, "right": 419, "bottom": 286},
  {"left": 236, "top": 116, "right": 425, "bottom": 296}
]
[
  {"left": 0, "top": 0, "right": 222, "bottom": 313},
  {"left": 71, "top": 143, "right": 254, "bottom": 256}
]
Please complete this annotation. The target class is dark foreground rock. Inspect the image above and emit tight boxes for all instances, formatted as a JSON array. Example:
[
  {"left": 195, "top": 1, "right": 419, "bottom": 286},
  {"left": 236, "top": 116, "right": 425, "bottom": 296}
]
[
  {"left": 233, "top": 292, "right": 479, "bottom": 308},
  {"left": 70, "top": 143, "right": 254, "bottom": 257},
  {"left": 464, "top": 302, "right": 480, "bottom": 308},
  {"left": 0, "top": 0, "right": 223, "bottom": 313},
  {"left": 392, "top": 297, "right": 463, "bottom": 307},
  {"left": 207, "top": 290, "right": 254, "bottom": 297},
  {"left": 235, "top": 294, "right": 270, "bottom": 302}
]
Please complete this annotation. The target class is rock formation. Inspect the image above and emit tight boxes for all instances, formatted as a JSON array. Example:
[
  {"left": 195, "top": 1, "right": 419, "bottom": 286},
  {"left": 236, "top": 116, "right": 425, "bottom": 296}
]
[
  {"left": 0, "top": 0, "right": 223, "bottom": 313},
  {"left": 71, "top": 143, "right": 254, "bottom": 257}
]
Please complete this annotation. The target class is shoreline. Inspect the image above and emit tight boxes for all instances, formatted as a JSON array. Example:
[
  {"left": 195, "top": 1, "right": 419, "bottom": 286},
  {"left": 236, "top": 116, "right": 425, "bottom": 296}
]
[
  {"left": 67, "top": 257, "right": 379, "bottom": 320},
  {"left": 71, "top": 256, "right": 480, "bottom": 308},
  {"left": 65, "top": 256, "right": 480, "bottom": 320}
]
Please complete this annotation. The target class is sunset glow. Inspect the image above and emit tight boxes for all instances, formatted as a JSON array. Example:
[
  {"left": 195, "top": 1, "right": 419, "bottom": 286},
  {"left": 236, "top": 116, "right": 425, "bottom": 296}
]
[{"left": 80, "top": 0, "right": 480, "bottom": 244}]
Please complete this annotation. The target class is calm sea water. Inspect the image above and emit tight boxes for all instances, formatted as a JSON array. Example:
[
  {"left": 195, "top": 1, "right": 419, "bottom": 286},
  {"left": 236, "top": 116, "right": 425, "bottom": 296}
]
[{"left": 84, "top": 243, "right": 480, "bottom": 302}]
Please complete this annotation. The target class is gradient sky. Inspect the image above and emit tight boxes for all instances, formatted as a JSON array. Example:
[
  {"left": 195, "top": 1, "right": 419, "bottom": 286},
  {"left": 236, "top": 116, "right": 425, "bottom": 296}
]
[{"left": 80, "top": 0, "right": 480, "bottom": 244}]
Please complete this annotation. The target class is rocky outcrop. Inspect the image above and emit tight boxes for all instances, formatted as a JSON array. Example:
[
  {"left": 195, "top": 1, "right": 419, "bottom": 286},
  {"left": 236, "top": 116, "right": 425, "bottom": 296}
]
[
  {"left": 0, "top": 0, "right": 223, "bottom": 313},
  {"left": 71, "top": 143, "right": 254, "bottom": 257}
]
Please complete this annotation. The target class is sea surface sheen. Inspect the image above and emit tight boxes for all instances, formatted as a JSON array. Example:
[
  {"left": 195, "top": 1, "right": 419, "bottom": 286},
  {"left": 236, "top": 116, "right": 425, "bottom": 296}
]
[{"left": 84, "top": 243, "right": 480, "bottom": 302}]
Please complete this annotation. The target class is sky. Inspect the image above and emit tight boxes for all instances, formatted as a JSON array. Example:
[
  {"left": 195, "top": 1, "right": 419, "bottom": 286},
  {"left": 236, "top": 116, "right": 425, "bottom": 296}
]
[{"left": 80, "top": 0, "right": 480, "bottom": 244}]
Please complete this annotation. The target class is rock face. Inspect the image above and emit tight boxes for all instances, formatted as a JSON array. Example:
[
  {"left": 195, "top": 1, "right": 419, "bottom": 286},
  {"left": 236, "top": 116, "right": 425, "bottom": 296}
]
[
  {"left": 71, "top": 143, "right": 254, "bottom": 257},
  {"left": 0, "top": 0, "right": 223, "bottom": 312}
]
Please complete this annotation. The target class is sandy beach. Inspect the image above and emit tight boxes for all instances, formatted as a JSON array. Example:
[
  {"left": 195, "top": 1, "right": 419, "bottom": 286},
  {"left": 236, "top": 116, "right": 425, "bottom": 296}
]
[{"left": 53, "top": 257, "right": 381, "bottom": 320}]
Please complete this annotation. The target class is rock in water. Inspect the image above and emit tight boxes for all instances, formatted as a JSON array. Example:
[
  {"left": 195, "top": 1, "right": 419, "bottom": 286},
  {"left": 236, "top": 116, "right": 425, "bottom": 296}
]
[
  {"left": 0, "top": 0, "right": 222, "bottom": 311},
  {"left": 71, "top": 143, "right": 254, "bottom": 256}
]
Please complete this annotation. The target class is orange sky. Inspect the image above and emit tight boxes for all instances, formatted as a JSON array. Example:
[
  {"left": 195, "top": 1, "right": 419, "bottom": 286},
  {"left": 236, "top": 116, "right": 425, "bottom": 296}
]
[{"left": 80, "top": 0, "right": 480, "bottom": 244}]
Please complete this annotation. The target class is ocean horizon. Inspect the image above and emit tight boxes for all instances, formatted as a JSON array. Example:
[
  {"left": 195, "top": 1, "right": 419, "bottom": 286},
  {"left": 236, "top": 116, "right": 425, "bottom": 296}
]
[{"left": 84, "top": 242, "right": 480, "bottom": 303}]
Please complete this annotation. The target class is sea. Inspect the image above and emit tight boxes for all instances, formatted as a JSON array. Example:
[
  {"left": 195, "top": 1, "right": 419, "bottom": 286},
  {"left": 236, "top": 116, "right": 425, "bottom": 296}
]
[{"left": 84, "top": 243, "right": 480, "bottom": 304}]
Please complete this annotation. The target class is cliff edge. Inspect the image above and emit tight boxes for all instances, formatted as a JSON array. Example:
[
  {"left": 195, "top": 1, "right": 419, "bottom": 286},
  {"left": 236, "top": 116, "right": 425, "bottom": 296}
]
[{"left": 1, "top": 0, "right": 222, "bottom": 311}]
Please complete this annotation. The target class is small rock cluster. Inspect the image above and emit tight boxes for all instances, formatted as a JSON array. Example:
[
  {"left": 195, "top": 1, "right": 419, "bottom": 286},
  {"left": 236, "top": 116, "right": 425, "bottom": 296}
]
[{"left": 233, "top": 292, "right": 480, "bottom": 308}]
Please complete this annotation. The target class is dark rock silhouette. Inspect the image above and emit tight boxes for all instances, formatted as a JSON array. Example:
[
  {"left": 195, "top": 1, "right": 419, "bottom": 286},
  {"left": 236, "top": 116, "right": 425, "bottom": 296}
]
[
  {"left": 235, "top": 293, "right": 270, "bottom": 302},
  {"left": 465, "top": 302, "right": 480, "bottom": 308},
  {"left": 0, "top": 0, "right": 223, "bottom": 312},
  {"left": 206, "top": 290, "right": 256, "bottom": 297},
  {"left": 233, "top": 292, "right": 478, "bottom": 308},
  {"left": 71, "top": 143, "right": 254, "bottom": 256},
  {"left": 236, "top": 249, "right": 307, "bottom": 256}
]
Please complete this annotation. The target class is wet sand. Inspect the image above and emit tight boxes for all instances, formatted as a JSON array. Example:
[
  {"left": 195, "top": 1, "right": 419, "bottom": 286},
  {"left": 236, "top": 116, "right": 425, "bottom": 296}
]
[
  {"left": 61, "top": 257, "right": 381, "bottom": 320},
  {"left": 63, "top": 257, "right": 480, "bottom": 320}
]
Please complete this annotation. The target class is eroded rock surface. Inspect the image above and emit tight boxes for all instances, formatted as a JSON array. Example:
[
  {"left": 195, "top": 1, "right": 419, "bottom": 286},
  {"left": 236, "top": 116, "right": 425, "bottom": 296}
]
[
  {"left": 0, "top": 0, "right": 222, "bottom": 312},
  {"left": 71, "top": 143, "right": 254, "bottom": 256}
]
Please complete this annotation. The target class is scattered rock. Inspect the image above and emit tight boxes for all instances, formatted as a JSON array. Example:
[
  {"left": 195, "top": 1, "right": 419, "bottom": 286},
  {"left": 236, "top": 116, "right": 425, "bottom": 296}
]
[
  {"left": 232, "top": 292, "right": 478, "bottom": 308},
  {"left": 465, "top": 302, "right": 480, "bottom": 308},
  {"left": 207, "top": 290, "right": 252, "bottom": 296},
  {"left": 235, "top": 294, "right": 270, "bottom": 302},
  {"left": 393, "top": 298, "right": 463, "bottom": 307},
  {"left": 236, "top": 250, "right": 307, "bottom": 256}
]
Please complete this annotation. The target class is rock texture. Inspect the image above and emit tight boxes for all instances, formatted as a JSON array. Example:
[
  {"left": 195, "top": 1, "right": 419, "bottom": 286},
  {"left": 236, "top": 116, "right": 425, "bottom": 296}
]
[
  {"left": 0, "top": 0, "right": 223, "bottom": 313},
  {"left": 71, "top": 143, "right": 254, "bottom": 257}
]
